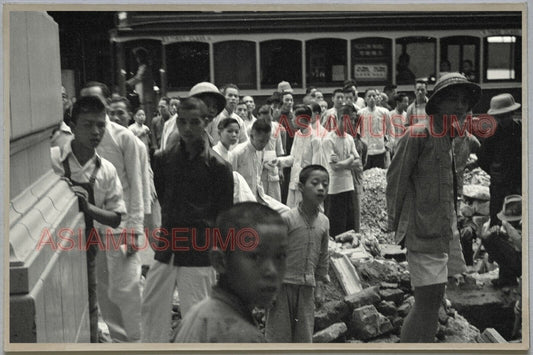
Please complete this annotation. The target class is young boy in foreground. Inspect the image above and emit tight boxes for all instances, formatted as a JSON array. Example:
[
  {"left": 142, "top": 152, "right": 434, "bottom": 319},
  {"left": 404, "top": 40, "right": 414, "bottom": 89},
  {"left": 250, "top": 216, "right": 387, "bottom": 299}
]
[
  {"left": 173, "top": 202, "right": 288, "bottom": 343},
  {"left": 50, "top": 95, "right": 127, "bottom": 342},
  {"left": 265, "top": 165, "right": 330, "bottom": 343}
]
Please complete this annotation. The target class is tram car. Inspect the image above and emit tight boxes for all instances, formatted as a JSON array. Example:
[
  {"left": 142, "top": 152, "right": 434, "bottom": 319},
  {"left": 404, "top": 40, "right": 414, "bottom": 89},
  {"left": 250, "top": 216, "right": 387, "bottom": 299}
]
[{"left": 109, "top": 11, "right": 522, "bottom": 114}]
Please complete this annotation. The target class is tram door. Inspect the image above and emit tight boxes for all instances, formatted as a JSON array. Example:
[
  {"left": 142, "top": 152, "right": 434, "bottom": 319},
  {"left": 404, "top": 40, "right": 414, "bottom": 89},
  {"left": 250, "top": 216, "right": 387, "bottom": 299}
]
[{"left": 440, "top": 36, "right": 480, "bottom": 82}]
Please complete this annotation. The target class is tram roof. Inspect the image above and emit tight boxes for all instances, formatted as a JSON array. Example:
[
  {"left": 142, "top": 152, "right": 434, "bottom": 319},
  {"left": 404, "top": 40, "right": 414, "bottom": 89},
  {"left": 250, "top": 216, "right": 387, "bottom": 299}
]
[{"left": 112, "top": 11, "right": 522, "bottom": 37}]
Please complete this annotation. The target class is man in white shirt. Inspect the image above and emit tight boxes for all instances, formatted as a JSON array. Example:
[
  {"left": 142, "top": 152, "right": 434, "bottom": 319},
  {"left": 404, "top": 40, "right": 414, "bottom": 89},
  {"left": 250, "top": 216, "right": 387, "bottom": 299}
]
[
  {"left": 207, "top": 84, "right": 248, "bottom": 145},
  {"left": 322, "top": 104, "right": 361, "bottom": 237},
  {"left": 81, "top": 82, "right": 144, "bottom": 342}
]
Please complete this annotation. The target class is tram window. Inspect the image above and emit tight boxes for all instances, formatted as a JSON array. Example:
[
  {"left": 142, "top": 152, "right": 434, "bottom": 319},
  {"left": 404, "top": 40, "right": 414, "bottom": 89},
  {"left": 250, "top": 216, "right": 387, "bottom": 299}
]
[
  {"left": 306, "top": 38, "right": 347, "bottom": 87},
  {"left": 440, "top": 36, "right": 480, "bottom": 82},
  {"left": 484, "top": 36, "right": 521, "bottom": 81},
  {"left": 351, "top": 38, "right": 392, "bottom": 85},
  {"left": 214, "top": 41, "right": 256, "bottom": 90},
  {"left": 165, "top": 42, "right": 209, "bottom": 90},
  {"left": 260, "top": 40, "right": 302, "bottom": 89},
  {"left": 395, "top": 37, "right": 436, "bottom": 85}
]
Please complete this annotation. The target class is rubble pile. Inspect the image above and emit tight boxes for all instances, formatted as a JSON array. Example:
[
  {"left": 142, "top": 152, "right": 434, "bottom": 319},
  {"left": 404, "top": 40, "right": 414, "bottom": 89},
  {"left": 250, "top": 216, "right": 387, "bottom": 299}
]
[
  {"left": 314, "top": 239, "right": 482, "bottom": 343},
  {"left": 313, "top": 257, "right": 481, "bottom": 343},
  {"left": 361, "top": 168, "right": 394, "bottom": 244},
  {"left": 463, "top": 167, "right": 490, "bottom": 187}
]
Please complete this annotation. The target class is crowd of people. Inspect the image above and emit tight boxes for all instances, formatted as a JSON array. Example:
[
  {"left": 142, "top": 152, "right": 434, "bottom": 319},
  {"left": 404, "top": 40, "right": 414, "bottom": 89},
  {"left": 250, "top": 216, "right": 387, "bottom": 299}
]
[{"left": 50, "top": 63, "right": 522, "bottom": 343}]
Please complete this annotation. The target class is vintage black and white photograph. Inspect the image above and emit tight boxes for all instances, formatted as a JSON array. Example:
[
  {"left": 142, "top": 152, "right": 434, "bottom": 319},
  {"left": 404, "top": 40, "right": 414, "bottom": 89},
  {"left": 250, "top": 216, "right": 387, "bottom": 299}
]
[{"left": 5, "top": 4, "right": 527, "bottom": 352}]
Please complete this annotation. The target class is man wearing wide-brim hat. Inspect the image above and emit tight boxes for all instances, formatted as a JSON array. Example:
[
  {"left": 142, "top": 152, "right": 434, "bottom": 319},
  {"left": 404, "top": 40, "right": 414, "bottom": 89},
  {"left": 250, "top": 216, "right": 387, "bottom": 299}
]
[
  {"left": 386, "top": 73, "right": 481, "bottom": 342},
  {"left": 480, "top": 194, "right": 522, "bottom": 287},
  {"left": 477, "top": 93, "right": 522, "bottom": 227}
]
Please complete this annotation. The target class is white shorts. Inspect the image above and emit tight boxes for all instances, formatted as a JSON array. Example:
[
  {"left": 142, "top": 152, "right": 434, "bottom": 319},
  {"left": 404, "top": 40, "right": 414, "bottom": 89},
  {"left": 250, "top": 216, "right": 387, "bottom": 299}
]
[{"left": 407, "top": 250, "right": 448, "bottom": 288}]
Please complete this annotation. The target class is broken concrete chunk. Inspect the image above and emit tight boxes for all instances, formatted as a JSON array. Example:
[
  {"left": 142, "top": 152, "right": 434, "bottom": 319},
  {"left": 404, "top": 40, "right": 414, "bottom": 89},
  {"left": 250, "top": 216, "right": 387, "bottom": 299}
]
[
  {"left": 441, "top": 313, "right": 481, "bottom": 343},
  {"left": 438, "top": 305, "right": 450, "bottom": 325},
  {"left": 344, "top": 286, "right": 381, "bottom": 310},
  {"left": 335, "top": 230, "right": 356, "bottom": 243},
  {"left": 350, "top": 304, "right": 393, "bottom": 340},
  {"left": 312, "top": 322, "right": 347, "bottom": 343},
  {"left": 330, "top": 253, "right": 364, "bottom": 295},
  {"left": 391, "top": 316, "right": 403, "bottom": 332},
  {"left": 398, "top": 296, "right": 415, "bottom": 317},
  {"left": 379, "top": 288, "right": 405, "bottom": 306},
  {"left": 376, "top": 300, "right": 397, "bottom": 317},
  {"left": 314, "top": 300, "right": 350, "bottom": 331},
  {"left": 480, "top": 328, "right": 507, "bottom": 343}
]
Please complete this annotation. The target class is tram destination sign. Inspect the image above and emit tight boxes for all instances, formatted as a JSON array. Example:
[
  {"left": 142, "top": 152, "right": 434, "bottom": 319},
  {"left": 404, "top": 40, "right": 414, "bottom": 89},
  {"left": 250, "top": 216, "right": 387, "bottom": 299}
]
[
  {"left": 353, "top": 63, "right": 388, "bottom": 81},
  {"left": 162, "top": 35, "right": 212, "bottom": 44}
]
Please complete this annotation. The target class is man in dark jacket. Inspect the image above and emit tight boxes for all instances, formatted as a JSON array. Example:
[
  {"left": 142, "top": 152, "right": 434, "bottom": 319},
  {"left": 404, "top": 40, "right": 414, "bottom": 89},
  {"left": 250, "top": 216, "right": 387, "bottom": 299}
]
[
  {"left": 477, "top": 93, "right": 522, "bottom": 226},
  {"left": 142, "top": 96, "right": 233, "bottom": 342}
]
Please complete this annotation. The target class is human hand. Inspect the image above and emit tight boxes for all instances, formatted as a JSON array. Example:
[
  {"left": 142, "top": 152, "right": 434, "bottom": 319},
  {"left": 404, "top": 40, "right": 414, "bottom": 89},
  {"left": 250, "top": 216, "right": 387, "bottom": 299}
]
[
  {"left": 315, "top": 283, "right": 325, "bottom": 306},
  {"left": 71, "top": 185, "right": 90, "bottom": 213},
  {"left": 125, "top": 233, "right": 139, "bottom": 257}
]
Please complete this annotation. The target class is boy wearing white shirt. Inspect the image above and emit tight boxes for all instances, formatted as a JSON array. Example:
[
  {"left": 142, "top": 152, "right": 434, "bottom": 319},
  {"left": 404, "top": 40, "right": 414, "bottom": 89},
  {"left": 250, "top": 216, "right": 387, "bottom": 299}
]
[
  {"left": 50, "top": 95, "right": 127, "bottom": 342},
  {"left": 322, "top": 104, "right": 361, "bottom": 237}
]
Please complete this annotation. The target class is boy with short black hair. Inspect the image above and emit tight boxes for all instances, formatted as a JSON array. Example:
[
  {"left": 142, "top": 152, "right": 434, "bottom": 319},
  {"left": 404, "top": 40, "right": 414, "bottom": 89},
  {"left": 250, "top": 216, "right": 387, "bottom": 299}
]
[
  {"left": 322, "top": 105, "right": 360, "bottom": 237},
  {"left": 174, "top": 202, "right": 288, "bottom": 342},
  {"left": 142, "top": 96, "right": 234, "bottom": 342},
  {"left": 322, "top": 89, "right": 344, "bottom": 130},
  {"left": 50, "top": 95, "right": 127, "bottom": 342},
  {"left": 358, "top": 88, "right": 394, "bottom": 169},
  {"left": 265, "top": 165, "right": 330, "bottom": 343}
]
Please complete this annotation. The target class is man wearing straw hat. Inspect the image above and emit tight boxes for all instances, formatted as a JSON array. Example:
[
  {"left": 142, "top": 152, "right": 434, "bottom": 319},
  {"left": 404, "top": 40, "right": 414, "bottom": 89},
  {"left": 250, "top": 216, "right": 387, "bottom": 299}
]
[
  {"left": 386, "top": 73, "right": 481, "bottom": 342},
  {"left": 477, "top": 93, "right": 522, "bottom": 227}
]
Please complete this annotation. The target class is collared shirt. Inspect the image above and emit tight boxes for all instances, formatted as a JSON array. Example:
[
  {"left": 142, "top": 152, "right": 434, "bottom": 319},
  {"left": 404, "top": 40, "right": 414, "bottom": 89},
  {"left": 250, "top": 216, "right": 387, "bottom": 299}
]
[
  {"left": 174, "top": 286, "right": 265, "bottom": 343},
  {"left": 153, "top": 137, "right": 234, "bottom": 266},
  {"left": 151, "top": 115, "right": 165, "bottom": 149},
  {"left": 302, "top": 121, "right": 329, "bottom": 169},
  {"left": 280, "top": 125, "right": 321, "bottom": 190},
  {"left": 282, "top": 205, "right": 330, "bottom": 287},
  {"left": 390, "top": 109, "right": 408, "bottom": 140},
  {"left": 97, "top": 116, "right": 144, "bottom": 235},
  {"left": 208, "top": 108, "right": 249, "bottom": 145},
  {"left": 160, "top": 114, "right": 178, "bottom": 150},
  {"left": 50, "top": 121, "right": 74, "bottom": 149},
  {"left": 322, "top": 131, "right": 359, "bottom": 194},
  {"left": 266, "top": 121, "right": 284, "bottom": 156},
  {"left": 50, "top": 143, "right": 127, "bottom": 230},
  {"left": 128, "top": 122, "right": 151, "bottom": 152},
  {"left": 386, "top": 122, "right": 459, "bottom": 254},
  {"left": 213, "top": 141, "right": 232, "bottom": 162},
  {"left": 322, "top": 107, "right": 339, "bottom": 131},
  {"left": 243, "top": 114, "right": 257, "bottom": 136},
  {"left": 135, "top": 135, "right": 154, "bottom": 214},
  {"left": 231, "top": 141, "right": 265, "bottom": 199},
  {"left": 406, "top": 98, "right": 428, "bottom": 126},
  {"left": 358, "top": 106, "right": 393, "bottom": 156}
]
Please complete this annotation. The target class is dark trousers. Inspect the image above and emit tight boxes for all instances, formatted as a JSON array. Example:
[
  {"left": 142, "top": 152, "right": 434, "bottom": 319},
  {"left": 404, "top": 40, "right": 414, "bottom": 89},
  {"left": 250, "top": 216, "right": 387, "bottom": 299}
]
[
  {"left": 364, "top": 152, "right": 386, "bottom": 170},
  {"left": 87, "top": 244, "right": 99, "bottom": 343},
  {"left": 326, "top": 190, "right": 355, "bottom": 238},
  {"left": 482, "top": 233, "right": 521, "bottom": 282}
]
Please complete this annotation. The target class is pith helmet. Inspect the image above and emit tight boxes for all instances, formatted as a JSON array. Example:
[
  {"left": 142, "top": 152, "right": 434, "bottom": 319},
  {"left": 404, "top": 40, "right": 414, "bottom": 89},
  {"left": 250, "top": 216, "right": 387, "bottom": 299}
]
[{"left": 188, "top": 82, "right": 226, "bottom": 116}]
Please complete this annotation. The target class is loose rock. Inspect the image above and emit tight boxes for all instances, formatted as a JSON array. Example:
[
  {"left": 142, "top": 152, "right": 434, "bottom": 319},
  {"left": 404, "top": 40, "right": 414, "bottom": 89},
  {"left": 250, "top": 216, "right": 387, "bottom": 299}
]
[
  {"left": 379, "top": 288, "right": 405, "bottom": 306},
  {"left": 350, "top": 305, "right": 393, "bottom": 340},
  {"left": 313, "top": 322, "right": 348, "bottom": 343},
  {"left": 376, "top": 300, "right": 397, "bottom": 318},
  {"left": 314, "top": 300, "right": 350, "bottom": 331},
  {"left": 344, "top": 286, "right": 381, "bottom": 310}
]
